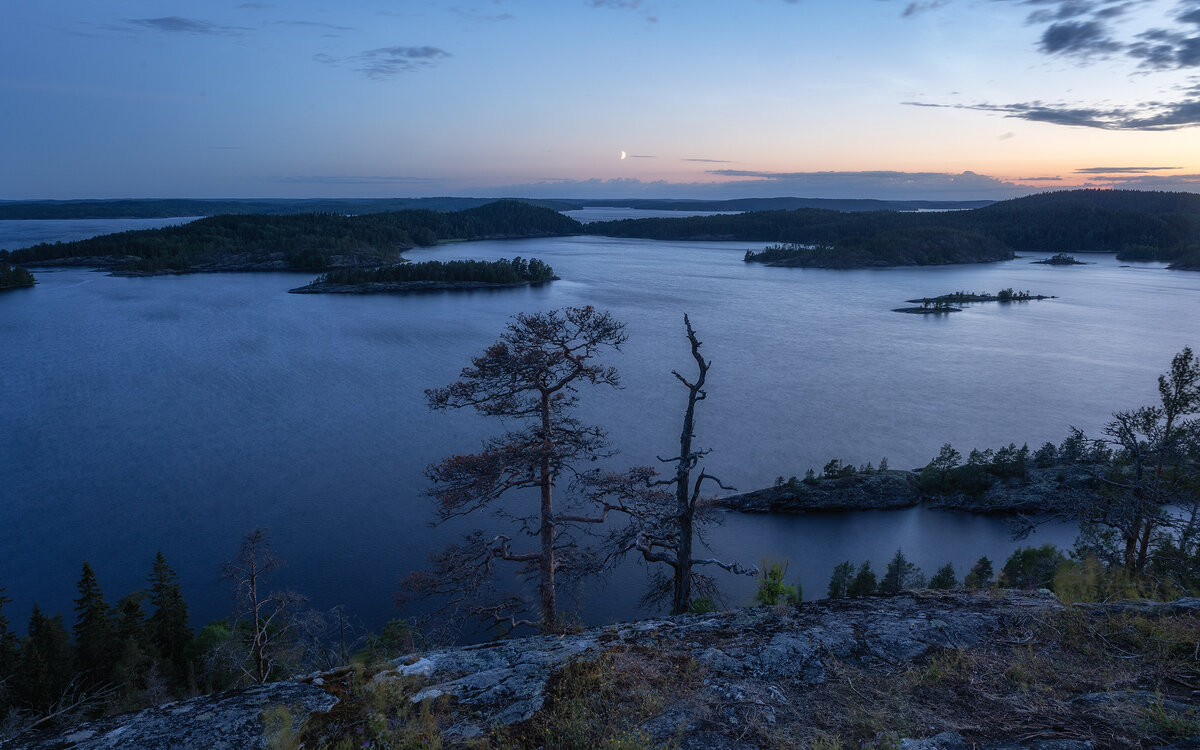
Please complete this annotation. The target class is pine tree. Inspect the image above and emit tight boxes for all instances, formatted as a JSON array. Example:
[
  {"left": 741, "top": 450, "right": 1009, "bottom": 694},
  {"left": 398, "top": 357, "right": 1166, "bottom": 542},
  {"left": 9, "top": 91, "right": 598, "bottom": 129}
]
[
  {"left": 827, "top": 561, "right": 854, "bottom": 599},
  {"left": 880, "top": 548, "right": 925, "bottom": 595},
  {"left": 147, "top": 552, "right": 192, "bottom": 680},
  {"left": 964, "top": 556, "right": 994, "bottom": 589},
  {"left": 112, "top": 592, "right": 153, "bottom": 701},
  {"left": 18, "top": 605, "right": 73, "bottom": 712},
  {"left": 929, "top": 562, "right": 958, "bottom": 590},
  {"left": 847, "top": 561, "right": 877, "bottom": 597},
  {"left": 73, "top": 562, "right": 117, "bottom": 686},
  {"left": 0, "top": 584, "right": 20, "bottom": 712}
]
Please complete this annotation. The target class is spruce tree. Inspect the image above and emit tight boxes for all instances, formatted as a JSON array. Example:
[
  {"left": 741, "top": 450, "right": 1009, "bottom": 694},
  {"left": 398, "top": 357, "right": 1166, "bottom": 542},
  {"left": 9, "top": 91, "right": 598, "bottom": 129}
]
[
  {"left": 929, "top": 562, "right": 958, "bottom": 590},
  {"left": 827, "top": 561, "right": 854, "bottom": 599},
  {"left": 18, "top": 605, "right": 73, "bottom": 711},
  {"left": 73, "top": 562, "right": 117, "bottom": 685},
  {"left": 0, "top": 584, "right": 20, "bottom": 712},
  {"left": 147, "top": 552, "right": 192, "bottom": 680},
  {"left": 847, "top": 561, "right": 877, "bottom": 597},
  {"left": 880, "top": 548, "right": 925, "bottom": 595},
  {"left": 112, "top": 592, "right": 153, "bottom": 700},
  {"left": 964, "top": 556, "right": 994, "bottom": 589}
]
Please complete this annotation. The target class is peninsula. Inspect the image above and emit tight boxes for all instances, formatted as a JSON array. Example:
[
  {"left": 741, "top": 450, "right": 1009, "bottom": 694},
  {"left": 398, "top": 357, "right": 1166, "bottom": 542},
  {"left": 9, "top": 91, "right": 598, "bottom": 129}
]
[
  {"left": 589, "top": 189, "right": 1200, "bottom": 269},
  {"left": 0, "top": 262, "right": 35, "bottom": 290},
  {"left": 0, "top": 200, "right": 581, "bottom": 275}
]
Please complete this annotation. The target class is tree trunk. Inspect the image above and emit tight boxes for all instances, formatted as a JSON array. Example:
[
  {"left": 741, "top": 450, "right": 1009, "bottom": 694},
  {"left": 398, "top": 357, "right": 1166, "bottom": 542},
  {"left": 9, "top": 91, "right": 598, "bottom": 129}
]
[{"left": 539, "top": 390, "right": 557, "bottom": 631}]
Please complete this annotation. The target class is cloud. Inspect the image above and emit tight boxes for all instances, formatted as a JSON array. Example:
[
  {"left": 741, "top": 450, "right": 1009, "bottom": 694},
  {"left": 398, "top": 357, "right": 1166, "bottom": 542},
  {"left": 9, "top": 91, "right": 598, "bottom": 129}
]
[
  {"left": 682, "top": 158, "right": 732, "bottom": 163},
  {"left": 467, "top": 170, "right": 1034, "bottom": 200},
  {"left": 267, "top": 20, "right": 356, "bottom": 33},
  {"left": 902, "top": 1, "right": 949, "bottom": 17},
  {"left": 586, "top": 0, "right": 657, "bottom": 22},
  {"left": 1074, "top": 166, "right": 1181, "bottom": 173},
  {"left": 1016, "top": 176, "right": 1065, "bottom": 181},
  {"left": 126, "top": 17, "right": 245, "bottom": 35},
  {"left": 452, "top": 8, "right": 516, "bottom": 24},
  {"left": 904, "top": 87, "right": 1200, "bottom": 130},
  {"left": 628, "top": 154, "right": 656, "bottom": 159},
  {"left": 269, "top": 175, "right": 446, "bottom": 186},
  {"left": 1038, "top": 20, "right": 1121, "bottom": 55},
  {"left": 316, "top": 46, "right": 452, "bottom": 79}
]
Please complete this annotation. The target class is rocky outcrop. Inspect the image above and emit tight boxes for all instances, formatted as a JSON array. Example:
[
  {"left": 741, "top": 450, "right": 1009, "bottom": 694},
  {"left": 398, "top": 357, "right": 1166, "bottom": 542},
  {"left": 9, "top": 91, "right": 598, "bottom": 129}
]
[
  {"left": 15, "top": 593, "right": 1199, "bottom": 749},
  {"left": 723, "top": 465, "right": 1100, "bottom": 516},
  {"left": 722, "top": 470, "right": 921, "bottom": 513},
  {"left": 5, "top": 682, "right": 337, "bottom": 750}
]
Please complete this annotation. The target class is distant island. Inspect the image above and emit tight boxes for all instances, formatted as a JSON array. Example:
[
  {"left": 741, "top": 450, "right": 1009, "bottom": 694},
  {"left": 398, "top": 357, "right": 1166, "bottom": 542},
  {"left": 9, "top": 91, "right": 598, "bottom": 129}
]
[
  {"left": 0, "top": 200, "right": 581, "bottom": 275},
  {"left": 893, "top": 288, "right": 1053, "bottom": 314},
  {"left": 1032, "top": 253, "right": 1086, "bottom": 265},
  {"left": 0, "top": 262, "right": 35, "bottom": 290},
  {"left": 289, "top": 257, "right": 557, "bottom": 294},
  {"left": 590, "top": 189, "right": 1200, "bottom": 269}
]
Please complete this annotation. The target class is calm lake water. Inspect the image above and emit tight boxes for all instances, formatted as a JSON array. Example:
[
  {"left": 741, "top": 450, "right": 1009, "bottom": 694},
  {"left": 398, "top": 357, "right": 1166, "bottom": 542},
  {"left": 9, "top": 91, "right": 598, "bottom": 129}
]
[{"left": 3, "top": 216, "right": 1197, "bottom": 635}]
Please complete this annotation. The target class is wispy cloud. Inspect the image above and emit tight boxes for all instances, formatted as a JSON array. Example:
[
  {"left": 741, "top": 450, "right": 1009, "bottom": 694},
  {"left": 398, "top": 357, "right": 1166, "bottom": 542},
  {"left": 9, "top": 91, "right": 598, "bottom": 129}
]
[
  {"left": 452, "top": 7, "right": 516, "bottom": 24},
  {"left": 682, "top": 158, "right": 732, "bottom": 163},
  {"left": 269, "top": 175, "right": 446, "bottom": 186},
  {"left": 267, "top": 20, "right": 356, "bottom": 34},
  {"left": 904, "top": 86, "right": 1200, "bottom": 130},
  {"left": 315, "top": 46, "right": 453, "bottom": 79},
  {"left": 586, "top": 0, "right": 658, "bottom": 23},
  {"left": 1016, "top": 176, "right": 1065, "bottom": 181},
  {"left": 1074, "top": 165, "right": 1181, "bottom": 173},
  {"left": 125, "top": 17, "right": 246, "bottom": 36}
]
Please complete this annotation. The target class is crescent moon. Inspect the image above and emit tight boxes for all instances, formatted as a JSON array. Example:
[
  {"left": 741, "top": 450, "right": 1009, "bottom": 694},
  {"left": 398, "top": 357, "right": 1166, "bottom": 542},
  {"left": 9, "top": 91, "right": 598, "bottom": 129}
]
[{"left": 619, "top": 150, "right": 627, "bottom": 160}]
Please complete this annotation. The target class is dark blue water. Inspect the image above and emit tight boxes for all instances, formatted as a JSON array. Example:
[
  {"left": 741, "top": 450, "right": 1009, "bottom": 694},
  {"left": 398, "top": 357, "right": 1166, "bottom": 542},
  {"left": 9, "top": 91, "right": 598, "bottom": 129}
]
[{"left": 3, "top": 217, "right": 1196, "bottom": 635}]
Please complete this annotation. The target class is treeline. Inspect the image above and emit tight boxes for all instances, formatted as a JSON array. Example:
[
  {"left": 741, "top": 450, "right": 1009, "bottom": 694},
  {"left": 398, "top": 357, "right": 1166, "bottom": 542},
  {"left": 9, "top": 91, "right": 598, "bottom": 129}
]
[
  {"left": 0, "top": 262, "right": 34, "bottom": 290},
  {"left": 822, "top": 544, "right": 1124, "bottom": 601},
  {"left": 0, "top": 197, "right": 580, "bottom": 220},
  {"left": 593, "top": 190, "right": 1200, "bottom": 268},
  {"left": 0, "top": 200, "right": 582, "bottom": 273},
  {"left": 313, "top": 257, "right": 555, "bottom": 286},
  {"left": 0, "top": 534, "right": 413, "bottom": 737}
]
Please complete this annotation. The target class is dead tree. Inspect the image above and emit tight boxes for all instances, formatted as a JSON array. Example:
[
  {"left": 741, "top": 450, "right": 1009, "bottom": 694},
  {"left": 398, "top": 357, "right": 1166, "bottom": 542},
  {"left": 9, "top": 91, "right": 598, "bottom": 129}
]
[
  {"left": 222, "top": 529, "right": 305, "bottom": 684},
  {"left": 604, "top": 315, "right": 755, "bottom": 614},
  {"left": 415, "top": 306, "right": 627, "bottom": 633}
]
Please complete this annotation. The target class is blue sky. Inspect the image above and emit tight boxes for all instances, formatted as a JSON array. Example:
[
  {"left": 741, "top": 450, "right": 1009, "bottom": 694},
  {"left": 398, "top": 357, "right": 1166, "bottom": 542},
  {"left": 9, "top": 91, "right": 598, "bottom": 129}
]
[{"left": 2, "top": 0, "right": 1198, "bottom": 200}]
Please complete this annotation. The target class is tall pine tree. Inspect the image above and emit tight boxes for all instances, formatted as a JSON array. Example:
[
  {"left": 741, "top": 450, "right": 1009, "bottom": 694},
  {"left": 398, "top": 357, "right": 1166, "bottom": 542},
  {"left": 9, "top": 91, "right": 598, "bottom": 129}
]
[
  {"left": 73, "top": 562, "right": 117, "bottom": 686},
  {"left": 0, "top": 584, "right": 20, "bottom": 712},
  {"left": 147, "top": 552, "right": 192, "bottom": 680},
  {"left": 17, "top": 605, "right": 73, "bottom": 712}
]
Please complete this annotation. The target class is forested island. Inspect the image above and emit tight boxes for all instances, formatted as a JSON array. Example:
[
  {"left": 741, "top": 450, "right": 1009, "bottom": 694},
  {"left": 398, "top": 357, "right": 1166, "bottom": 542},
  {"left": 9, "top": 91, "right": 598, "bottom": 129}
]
[
  {"left": 0, "top": 200, "right": 581, "bottom": 274},
  {"left": 289, "top": 257, "right": 557, "bottom": 294},
  {"left": 893, "top": 288, "right": 1054, "bottom": 313},
  {"left": 0, "top": 262, "right": 35, "bottom": 290},
  {"left": 593, "top": 189, "right": 1200, "bottom": 269},
  {"left": 1033, "top": 253, "right": 1086, "bottom": 265}
]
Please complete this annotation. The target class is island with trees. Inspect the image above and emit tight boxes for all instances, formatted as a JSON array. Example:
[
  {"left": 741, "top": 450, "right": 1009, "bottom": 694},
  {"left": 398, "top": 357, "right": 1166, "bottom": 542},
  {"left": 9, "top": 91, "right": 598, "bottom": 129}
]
[
  {"left": 1032, "top": 253, "right": 1087, "bottom": 265},
  {"left": 589, "top": 189, "right": 1200, "bottom": 269},
  {"left": 289, "top": 257, "right": 558, "bottom": 294},
  {"left": 0, "top": 200, "right": 581, "bottom": 275},
  {"left": 892, "top": 288, "right": 1054, "bottom": 313},
  {"left": 0, "top": 262, "right": 35, "bottom": 290}
]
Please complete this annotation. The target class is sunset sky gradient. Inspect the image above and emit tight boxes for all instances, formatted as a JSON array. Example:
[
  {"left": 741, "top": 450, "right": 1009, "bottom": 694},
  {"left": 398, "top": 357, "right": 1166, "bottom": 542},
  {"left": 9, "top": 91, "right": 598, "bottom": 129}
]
[{"left": 2, "top": 0, "right": 1198, "bottom": 200}]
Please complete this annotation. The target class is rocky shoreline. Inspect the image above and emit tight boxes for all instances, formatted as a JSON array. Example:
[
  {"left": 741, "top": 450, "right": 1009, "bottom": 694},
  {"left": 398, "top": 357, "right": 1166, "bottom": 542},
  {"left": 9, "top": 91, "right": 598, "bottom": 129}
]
[{"left": 720, "top": 464, "right": 1098, "bottom": 516}]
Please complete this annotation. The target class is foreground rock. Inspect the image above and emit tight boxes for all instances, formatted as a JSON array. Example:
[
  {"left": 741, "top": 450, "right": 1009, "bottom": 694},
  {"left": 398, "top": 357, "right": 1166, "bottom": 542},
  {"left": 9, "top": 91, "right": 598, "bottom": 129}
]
[
  {"left": 5, "top": 682, "right": 337, "bottom": 750},
  {"left": 16, "top": 592, "right": 1199, "bottom": 748}
]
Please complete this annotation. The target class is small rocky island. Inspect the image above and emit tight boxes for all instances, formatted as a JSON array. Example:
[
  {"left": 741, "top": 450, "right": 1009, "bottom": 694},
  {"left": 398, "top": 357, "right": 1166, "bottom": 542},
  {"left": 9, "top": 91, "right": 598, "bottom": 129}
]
[
  {"left": 1033, "top": 253, "right": 1087, "bottom": 265},
  {"left": 0, "top": 262, "right": 35, "bottom": 290},
  {"left": 894, "top": 288, "right": 1054, "bottom": 314},
  {"left": 288, "top": 257, "right": 557, "bottom": 294}
]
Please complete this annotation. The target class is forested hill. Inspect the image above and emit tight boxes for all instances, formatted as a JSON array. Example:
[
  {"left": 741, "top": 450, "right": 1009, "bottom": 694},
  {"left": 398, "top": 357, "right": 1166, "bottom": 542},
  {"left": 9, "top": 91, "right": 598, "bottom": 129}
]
[
  {"left": 2, "top": 200, "right": 582, "bottom": 273},
  {"left": 0, "top": 196, "right": 579, "bottom": 220},
  {"left": 586, "top": 189, "right": 1200, "bottom": 268}
]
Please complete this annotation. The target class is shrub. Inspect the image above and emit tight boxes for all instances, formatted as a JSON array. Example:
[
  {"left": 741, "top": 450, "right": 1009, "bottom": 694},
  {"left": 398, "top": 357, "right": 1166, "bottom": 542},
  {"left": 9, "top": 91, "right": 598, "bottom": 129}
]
[
  {"left": 756, "top": 561, "right": 801, "bottom": 606},
  {"left": 928, "top": 563, "right": 957, "bottom": 590}
]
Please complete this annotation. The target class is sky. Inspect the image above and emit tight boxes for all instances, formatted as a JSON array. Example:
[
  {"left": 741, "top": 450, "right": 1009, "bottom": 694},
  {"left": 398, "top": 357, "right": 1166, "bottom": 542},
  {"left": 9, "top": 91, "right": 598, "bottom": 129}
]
[{"left": 1, "top": 0, "right": 1198, "bottom": 200}]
